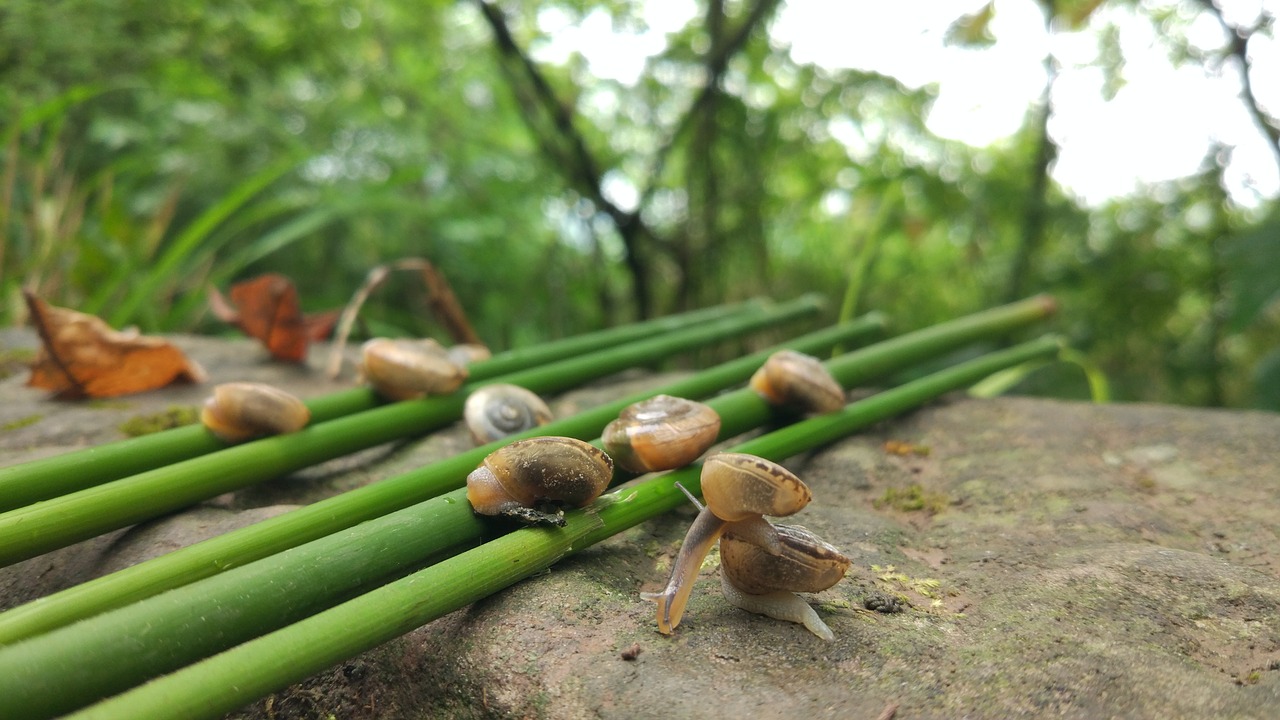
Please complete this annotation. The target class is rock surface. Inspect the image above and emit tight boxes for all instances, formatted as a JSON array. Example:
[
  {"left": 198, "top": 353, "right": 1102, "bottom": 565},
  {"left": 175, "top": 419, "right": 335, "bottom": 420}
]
[{"left": 2, "top": 329, "right": 1279, "bottom": 719}]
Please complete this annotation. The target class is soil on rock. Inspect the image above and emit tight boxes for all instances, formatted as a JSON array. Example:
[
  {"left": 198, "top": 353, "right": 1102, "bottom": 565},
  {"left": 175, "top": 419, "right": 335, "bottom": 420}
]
[{"left": 2, "top": 329, "right": 1279, "bottom": 719}]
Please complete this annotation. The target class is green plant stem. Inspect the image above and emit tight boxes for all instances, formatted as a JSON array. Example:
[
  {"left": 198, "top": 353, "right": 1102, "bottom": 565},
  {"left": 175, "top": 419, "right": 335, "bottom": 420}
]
[
  {"left": 0, "top": 294, "right": 1053, "bottom": 647},
  {"left": 58, "top": 335, "right": 1063, "bottom": 720},
  {"left": 0, "top": 298, "right": 760, "bottom": 512},
  {"left": 0, "top": 299, "right": 1057, "bottom": 718},
  {"left": 0, "top": 295, "right": 823, "bottom": 568},
  {"left": 0, "top": 314, "right": 885, "bottom": 646}
]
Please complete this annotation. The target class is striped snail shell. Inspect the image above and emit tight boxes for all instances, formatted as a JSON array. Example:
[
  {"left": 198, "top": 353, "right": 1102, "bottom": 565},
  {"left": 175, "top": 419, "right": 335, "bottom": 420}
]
[{"left": 602, "top": 395, "right": 721, "bottom": 473}]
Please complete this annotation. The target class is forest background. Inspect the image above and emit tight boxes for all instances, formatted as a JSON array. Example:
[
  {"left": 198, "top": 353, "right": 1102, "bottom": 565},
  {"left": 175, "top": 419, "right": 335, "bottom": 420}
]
[{"left": 2, "top": 0, "right": 1278, "bottom": 410}]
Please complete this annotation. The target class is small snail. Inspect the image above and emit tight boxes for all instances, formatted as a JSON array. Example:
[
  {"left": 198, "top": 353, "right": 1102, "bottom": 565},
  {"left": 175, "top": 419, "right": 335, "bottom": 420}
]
[
  {"left": 201, "top": 382, "right": 310, "bottom": 443},
  {"left": 466, "top": 436, "right": 614, "bottom": 526},
  {"left": 720, "top": 523, "right": 851, "bottom": 640},
  {"left": 448, "top": 343, "right": 492, "bottom": 367},
  {"left": 749, "top": 350, "right": 845, "bottom": 414},
  {"left": 464, "top": 384, "right": 554, "bottom": 445},
  {"left": 643, "top": 453, "right": 812, "bottom": 634},
  {"left": 360, "top": 338, "right": 468, "bottom": 401},
  {"left": 603, "top": 395, "right": 721, "bottom": 473}
]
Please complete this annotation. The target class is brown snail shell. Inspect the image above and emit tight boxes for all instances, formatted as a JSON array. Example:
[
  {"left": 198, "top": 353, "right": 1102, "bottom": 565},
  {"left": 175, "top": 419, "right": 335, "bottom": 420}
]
[
  {"left": 360, "top": 338, "right": 468, "bottom": 401},
  {"left": 466, "top": 436, "right": 614, "bottom": 526},
  {"left": 749, "top": 350, "right": 845, "bottom": 414},
  {"left": 201, "top": 382, "right": 310, "bottom": 443},
  {"left": 700, "top": 452, "right": 812, "bottom": 522},
  {"left": 602, "top": 395, "right": 721, "bottom": 473},
  {"left": 464, "top": 384, "right": 553, "bottom": 445},
  {"left": 721, "top": 524, "right": 850, "bottom": 595},
  {"left": 719, "top": 523, "right": 850, "bottom": 640}
]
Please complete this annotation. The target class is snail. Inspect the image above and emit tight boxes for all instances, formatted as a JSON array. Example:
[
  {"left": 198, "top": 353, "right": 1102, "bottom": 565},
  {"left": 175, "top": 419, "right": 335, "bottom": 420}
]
[
  {"left": 360, "top": 338, "right": 468, "bottom": 401},
  {"left": 201, "top": 382, "right": 310, "bottom": 443},
  {"left": 719, "top": 523, "right": 851, "bottom": 640},
  {"left": 642, "top": 452, "right": 812, "bottom": 635},
  {"left": 447, "top": 343, "right": 492, "bottom": 367},
  {"left": 749, "top": 350, "right": 845, "bottom": 414},
  {"left": 602, "top": 395, "right": 721, "bottom": 473},
  {"left": 466, "top": 436, "right": 614, "bottom": 526},
  {"left": 464, "top": 384, "right": 554, "bottom": 444}
]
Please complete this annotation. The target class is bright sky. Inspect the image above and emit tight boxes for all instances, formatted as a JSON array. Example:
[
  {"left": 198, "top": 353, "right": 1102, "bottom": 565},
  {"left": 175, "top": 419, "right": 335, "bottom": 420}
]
[{"left": 535, "top": 0, "right": 1280, "bottom": 207}]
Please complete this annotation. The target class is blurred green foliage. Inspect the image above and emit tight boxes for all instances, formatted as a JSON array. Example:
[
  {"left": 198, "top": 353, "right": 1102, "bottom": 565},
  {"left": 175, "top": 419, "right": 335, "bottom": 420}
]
[{"left": 0, "top": 0, "right": 1277, "bottom": 409}]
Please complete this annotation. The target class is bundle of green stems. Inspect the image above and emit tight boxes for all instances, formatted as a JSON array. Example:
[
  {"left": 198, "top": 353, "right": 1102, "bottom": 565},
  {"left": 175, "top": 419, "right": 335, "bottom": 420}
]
[{"left": 0, "top": 296, "right": 1060, "bottom": 720}]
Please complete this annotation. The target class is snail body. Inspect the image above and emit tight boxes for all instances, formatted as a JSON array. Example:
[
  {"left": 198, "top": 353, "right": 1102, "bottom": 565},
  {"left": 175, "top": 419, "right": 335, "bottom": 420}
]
[
  {"left": 603, "top": 395, "right": 721, "bottom": 473},
  {"left": 749, "top": 350, "right": 845, "bottom": 414},
  {"left": 643, "top": 453, "right": 811, "bottom": 635},
  {"left": 466, "top": 436, "right": 614, "bottom": 526},
  {"left": 360, "top": 338, "right": 468, "bottom": 401},
  {"left": 720, "top": 523, "right": 851, "bottom": 640},
  {"left": 464, "top": 384, "right": 553, "bottom": 444},
  {"left": 201, "top": 382, "right": 310, "bottom": 443}
]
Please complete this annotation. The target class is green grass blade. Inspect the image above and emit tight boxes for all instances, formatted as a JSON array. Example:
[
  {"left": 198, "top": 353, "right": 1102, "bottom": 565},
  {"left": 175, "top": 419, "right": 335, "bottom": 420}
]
[
  {"left": 53, "top": 336, "right": 1063, "bottom": 720},
  {"left": 105, "top": 155, "right": 300, "bottom": 328}
]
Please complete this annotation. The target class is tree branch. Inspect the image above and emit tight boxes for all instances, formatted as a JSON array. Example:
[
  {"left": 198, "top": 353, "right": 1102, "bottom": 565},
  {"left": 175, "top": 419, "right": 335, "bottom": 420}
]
[
  {"left": 472, "top": 0, "right": 658, "bottom": 316},
  {"left": 632, "top": 0, "right": 782, "bottom": 217},
  {"left": 1196, "top": 0, "right": 1280, "bottom": 169}
]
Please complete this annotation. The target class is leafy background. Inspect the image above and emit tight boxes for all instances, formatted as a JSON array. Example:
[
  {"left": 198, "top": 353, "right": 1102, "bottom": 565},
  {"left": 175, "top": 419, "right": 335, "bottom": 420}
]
[{"left": 2, "top": 0, "right": 1278, "bottom": 409}]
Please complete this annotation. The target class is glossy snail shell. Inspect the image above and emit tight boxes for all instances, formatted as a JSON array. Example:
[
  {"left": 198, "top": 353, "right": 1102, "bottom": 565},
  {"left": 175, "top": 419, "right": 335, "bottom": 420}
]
[
  {"left": 721, "top": 523, "right": 850, "bottom": 595},
  {"left": 749, "top": 350, "right": 845, "bottom": 414},
  {"left": 360, "top": 338, "right": 468, "bottom": 401},
  {"left": 464, "top": 384, "right": 553, "bottom": 444},
  {"left": 201, "top": 382, "right": 310, "bottom": 443},
  {"left": 466, "top": 436, "right": 614, "bottom": 526},
  {"left": 700, "top": 452, "right": 812, "bottom": 522},
  {"left": 602, "top": 395, "right": 721, "bottom": 473},
  {"left": 719, "top": 523, "right": 850, "bottom": 640}
]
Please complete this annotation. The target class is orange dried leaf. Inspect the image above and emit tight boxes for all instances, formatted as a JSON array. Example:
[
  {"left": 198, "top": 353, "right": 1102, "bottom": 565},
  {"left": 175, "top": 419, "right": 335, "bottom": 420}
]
[
  {"left": 209, "top": 274, "right": 336, "bottom": 362},
  {"left": 24, "top": 291, "right": 206, "bottom": 399}
]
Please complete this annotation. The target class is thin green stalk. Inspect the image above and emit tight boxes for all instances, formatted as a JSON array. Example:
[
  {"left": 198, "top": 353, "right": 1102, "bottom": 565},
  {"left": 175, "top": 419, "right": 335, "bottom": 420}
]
[
  {"left": 0, "top": 315, "right": 886, "bottom": 646},
  {"left": 0, "top": 295, "right": 822, "bottom": 567},
  {"left": 0, "top": 294, "right": 1054, "bottom": 645},
  {"left": 0, "top": 298, "right": 1058, "bottom": 716},
  {"left": 60, "top": 336, "right": 1064, "bottom": 720},
  {"left": 0, "top": 298, "right": 760, "bottom": 512}
]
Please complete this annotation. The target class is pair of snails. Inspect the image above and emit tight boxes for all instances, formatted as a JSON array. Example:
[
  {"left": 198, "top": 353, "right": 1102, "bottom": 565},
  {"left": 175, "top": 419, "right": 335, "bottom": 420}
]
[
  {"left": 464, "top": 393, "right": 718, "bottom": 526},
  {"left": 642, "top": 453, "right": 851, "bottom": 641}
]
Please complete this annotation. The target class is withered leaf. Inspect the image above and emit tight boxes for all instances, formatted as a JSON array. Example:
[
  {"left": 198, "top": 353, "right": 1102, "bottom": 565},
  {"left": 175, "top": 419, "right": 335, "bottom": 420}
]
[
  {"left": 24, "top": 291, "right": 206, "bottom": 399},
  {"left": 208, "top": 274, "right": 337, "bottom": 362}
]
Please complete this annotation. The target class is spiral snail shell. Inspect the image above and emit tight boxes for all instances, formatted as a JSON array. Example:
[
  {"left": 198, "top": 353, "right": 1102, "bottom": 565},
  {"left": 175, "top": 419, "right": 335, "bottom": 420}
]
[
  {"left": 360, "top": 338, "right": 468, "bottom": 401},
  {"left": 201, "top": 382, "right": 310, "bottom": 443},
  {"left": 602, "top": 395, "right": 721, "bottom": 473},
  {"left": 719, "top": 523, "right": 851, "bottom": 640},
  {"left": 749, "top": 350, "right": 845, "bottom": 414},
  {"left": 464, "top": 384, "right": 554, "bottom": 445},
  {"left": 466, "top": 436, "right": 614, "bottom": 526}
]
